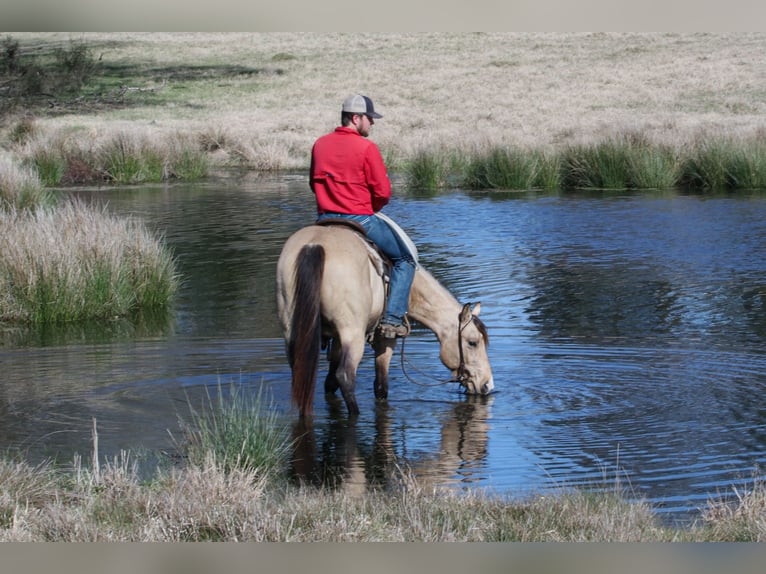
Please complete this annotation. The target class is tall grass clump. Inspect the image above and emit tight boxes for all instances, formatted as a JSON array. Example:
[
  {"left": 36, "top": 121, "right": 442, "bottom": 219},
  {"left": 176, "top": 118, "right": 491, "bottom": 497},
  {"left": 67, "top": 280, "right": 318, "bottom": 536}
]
[
  {"left": 462, "top": 146, "right": 542, "bottom": 190},
  {"left": 180, "top": 382, "right": 291, "bottom": 480},
  {"left": 0, "top": 456, "right": 59, "bottom": 532},
  {"left": 406, "top": 150, "right": 446, "bottom": 192},
  {"left": 696, "top": 476, "right": 766, "bottom": 542},
  {"left": 24, "top": 130, "right": 210, "bottom": 186},
  {"left": 560, "top": 138, "right": 633, "bottom": 190},
  {"left": 626, "top": 141, "right": 681, "bottom": 190},
  {"left": 680, "top": 135, "right": 766, "bottom": 190},
  {"left": 162, "top": 132, "right": 210, "bottom": 181},
  {"left": 100, "top": 132, "right": 164, "bottom": 184},
  {"left": 99, "top": 131, "right": 209, "bottom": 184},
  {"left": 0, "top": 200, "right": 178, "bottom": 323},
  {"left": 559, "top": 134, "right": 684, "bottom": 190},
  {"left": 0, "top": 154, "right": 55, "bottom": 210},
  {"left": 679, "top": 138, "right": 735, "bottom": 190}
]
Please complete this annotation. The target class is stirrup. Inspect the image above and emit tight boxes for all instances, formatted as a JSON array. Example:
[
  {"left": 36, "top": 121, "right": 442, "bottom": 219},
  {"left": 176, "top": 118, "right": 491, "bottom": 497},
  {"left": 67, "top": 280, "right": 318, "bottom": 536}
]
[{"left": 378, "top": 316, "right": 411, "bottom": 339}]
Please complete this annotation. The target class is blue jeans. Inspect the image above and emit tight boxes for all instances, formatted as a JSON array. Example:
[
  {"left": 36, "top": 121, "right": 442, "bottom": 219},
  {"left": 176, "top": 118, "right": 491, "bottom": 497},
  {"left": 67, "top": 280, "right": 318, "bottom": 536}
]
[{"left": 317, "top": 212, "right": 416, "bottom": 324}]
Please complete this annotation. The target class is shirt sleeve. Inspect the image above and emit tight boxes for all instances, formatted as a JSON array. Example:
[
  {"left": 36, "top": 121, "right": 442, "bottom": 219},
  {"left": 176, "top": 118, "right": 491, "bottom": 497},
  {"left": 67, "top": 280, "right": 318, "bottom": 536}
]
[
  {"left": 309, "top": 144, "right": 317, "bottom": 194},
  {"left": 365, "top": 144, "right": 391, "bottom": 212}
]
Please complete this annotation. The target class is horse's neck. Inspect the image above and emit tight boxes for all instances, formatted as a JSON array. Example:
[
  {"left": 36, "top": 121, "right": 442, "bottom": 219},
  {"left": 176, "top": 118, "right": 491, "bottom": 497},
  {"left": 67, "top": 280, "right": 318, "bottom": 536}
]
[{"left": 408, "top": 267, "right": 461, "bottom": 341}]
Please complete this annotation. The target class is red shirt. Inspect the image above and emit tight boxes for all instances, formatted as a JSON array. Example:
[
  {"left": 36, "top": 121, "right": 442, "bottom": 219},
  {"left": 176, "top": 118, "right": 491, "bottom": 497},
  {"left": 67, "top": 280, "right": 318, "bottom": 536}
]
[{"left": 310, "top": 126, "right": 391, "bottom": 215}]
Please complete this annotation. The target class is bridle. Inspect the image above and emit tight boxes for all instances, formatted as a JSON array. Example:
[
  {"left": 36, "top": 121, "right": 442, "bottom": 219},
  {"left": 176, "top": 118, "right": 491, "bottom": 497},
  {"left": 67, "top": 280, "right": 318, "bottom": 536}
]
[
  {"left": 454, "top": 305, "right": 473, "bottom": 384},
  {"left": 399, "top": 304, "right": 474, "bottom": 388}
]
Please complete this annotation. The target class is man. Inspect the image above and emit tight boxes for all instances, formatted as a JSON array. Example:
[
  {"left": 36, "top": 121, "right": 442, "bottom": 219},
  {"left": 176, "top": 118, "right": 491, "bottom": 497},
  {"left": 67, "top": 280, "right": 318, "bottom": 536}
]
[{"left": 310, "top": 94, "right": 416, "bottom": 338}]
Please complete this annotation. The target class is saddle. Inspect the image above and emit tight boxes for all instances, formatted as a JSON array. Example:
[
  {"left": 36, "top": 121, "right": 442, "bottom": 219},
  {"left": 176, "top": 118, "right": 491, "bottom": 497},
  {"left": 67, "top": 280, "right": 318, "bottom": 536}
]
[
  {"left": 315, "top": 218, "right": 390, "bottom": 281},
  {"left": 315, "top": 217, "right": 367, "bottom": 235}
]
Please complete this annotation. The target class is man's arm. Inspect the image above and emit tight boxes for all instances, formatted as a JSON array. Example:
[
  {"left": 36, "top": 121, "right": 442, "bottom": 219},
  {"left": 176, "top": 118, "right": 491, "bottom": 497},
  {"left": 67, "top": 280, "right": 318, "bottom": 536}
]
[{"left": 366, "top": 144, "right": 391, "bottom": 212}]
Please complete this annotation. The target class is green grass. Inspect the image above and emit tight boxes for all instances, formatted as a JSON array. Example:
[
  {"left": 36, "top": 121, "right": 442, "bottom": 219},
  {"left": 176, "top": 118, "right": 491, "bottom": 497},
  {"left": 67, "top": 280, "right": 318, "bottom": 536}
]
[
  {"left": 406, "top": 149, "right": 445, "bottom": 192},
  {"left": 100, "top": 132, "right": 163, "bottom": 184},
  {"left": 0, "top": 200, "right": 178, "bottom": 324},
  {"left": 22, "top": 127, "right": 210, "bottom": 186},
  {"left": 463, "top": 146, "right": 541, "bottom": 190},
  {"left": 560, "top": 138, "right": 633, "bottom": 190},
  {"left": 179, "top": 381, "right": 292, "bottom": 479},
  {"left": 403, "top": 135, "right": 766, "bottom": 193},
  {"left": 627, "top": 142, "right": 681, "bottom": 189},
  {"left": 0, "top": 153, "right": 55, "bottom": 210},
  {"left": 680, "top": 135, "right": 766, "bottom": 190}
]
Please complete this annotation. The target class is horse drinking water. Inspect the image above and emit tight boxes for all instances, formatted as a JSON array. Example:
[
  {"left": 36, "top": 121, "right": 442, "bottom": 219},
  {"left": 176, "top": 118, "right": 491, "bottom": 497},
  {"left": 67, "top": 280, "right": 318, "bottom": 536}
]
[{"left": 276, "top": 222, "right": 494, "bottom": 417}]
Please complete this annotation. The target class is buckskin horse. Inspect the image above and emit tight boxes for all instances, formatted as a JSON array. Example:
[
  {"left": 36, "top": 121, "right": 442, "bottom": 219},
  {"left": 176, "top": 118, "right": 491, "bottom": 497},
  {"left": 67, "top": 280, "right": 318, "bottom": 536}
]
[{"left": 276, "top": 220, "right": 494, "bottom": 417}]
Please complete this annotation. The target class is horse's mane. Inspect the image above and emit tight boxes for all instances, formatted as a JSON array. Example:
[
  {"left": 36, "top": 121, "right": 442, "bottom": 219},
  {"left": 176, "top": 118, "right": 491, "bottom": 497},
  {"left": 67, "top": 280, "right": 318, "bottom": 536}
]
[{"left": 412, "top": 266, "right": 489, "bottom": 346}]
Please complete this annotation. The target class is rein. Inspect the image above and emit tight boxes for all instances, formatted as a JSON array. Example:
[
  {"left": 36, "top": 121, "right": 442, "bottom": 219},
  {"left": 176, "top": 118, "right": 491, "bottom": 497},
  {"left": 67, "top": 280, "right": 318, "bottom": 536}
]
[{"left": 398, "top": 311, "right": 471, "bottom": 388}]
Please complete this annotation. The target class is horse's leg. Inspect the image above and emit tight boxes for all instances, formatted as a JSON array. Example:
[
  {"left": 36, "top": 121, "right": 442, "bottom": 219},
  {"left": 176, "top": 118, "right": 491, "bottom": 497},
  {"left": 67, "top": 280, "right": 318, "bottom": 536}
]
[
  {"left": 335, "top": 331, "right": 366, "bottom": 416},
  {"left": 373, "top": 334, "right": 396, "bottom": 400},
  {"left": 324, "top": 338, "right": 341, "bottom": 395}
]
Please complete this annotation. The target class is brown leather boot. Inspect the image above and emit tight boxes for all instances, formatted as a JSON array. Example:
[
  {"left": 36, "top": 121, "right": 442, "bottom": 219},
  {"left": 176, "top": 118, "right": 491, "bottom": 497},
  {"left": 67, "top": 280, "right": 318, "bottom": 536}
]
[{"left": 378, "top": 321, "right": 410, "bottom": 339}]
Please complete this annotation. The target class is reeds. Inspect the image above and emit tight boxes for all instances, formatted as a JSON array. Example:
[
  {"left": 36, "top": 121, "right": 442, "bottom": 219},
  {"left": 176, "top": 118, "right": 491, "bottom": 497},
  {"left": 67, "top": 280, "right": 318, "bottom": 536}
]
[
  {"left": 0, "top": 200, "right": 178, "bottom": 323},
  {"left": 23, "top": 129, "right": 210, "bottom": 186},
  {"left": 179, "top": 381, "right": 292, "bottom": 479},
  {"left": 0, "top": 153, "right": 55, "bottom": 210},
  {"left": 404, "top": 133, "right": 766, "bottom": 192}
]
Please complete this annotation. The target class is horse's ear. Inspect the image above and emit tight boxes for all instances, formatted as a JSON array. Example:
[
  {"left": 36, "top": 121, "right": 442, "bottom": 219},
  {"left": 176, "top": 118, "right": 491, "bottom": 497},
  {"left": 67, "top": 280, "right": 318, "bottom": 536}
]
[
  {"left": 459, "top": 303, "right": 473, "bottom": 326},
  {"left": 472, "top": 302, "right": 481, "bottom": 316}
]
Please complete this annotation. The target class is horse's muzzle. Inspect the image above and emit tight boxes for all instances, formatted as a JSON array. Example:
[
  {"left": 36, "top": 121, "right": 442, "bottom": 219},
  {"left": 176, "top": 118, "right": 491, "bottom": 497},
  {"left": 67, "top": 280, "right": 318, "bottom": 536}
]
[
  {"left": 463, "top": 377, "right": 494, "bottom": 395},
  {"left": 480, "top": 378, "right": 494, "bottom": 395}
]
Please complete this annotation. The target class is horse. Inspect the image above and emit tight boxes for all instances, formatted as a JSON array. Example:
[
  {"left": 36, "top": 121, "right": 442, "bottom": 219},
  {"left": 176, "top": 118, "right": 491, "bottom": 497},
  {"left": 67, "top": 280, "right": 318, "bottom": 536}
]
[{"left": 276, "top": 222, "right": 494, "bottom": 417}]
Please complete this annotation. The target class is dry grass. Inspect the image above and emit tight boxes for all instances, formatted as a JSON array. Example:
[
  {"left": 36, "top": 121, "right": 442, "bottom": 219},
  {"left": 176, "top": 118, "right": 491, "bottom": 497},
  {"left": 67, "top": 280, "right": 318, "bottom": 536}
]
[
  {"left": 0, "top": 451, "right": 680, "bottom": 542},
  {"left": 5, "top": 448, "right": 766, "bottom": 541},
  {"left": 4, "top": 33, "right": 766, "bottom": 172},
  {"left": 0, "top": 152, "right": 54, "bottom": 209},
  {"left": 0, "top": 200, "right": 178, "bottom": 323}
]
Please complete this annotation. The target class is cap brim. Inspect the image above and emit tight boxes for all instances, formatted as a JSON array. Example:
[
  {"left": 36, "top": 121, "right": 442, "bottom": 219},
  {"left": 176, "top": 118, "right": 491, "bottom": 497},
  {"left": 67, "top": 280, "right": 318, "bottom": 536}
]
[{"left": 368, "top": 112, "right": 383, "bottom": 119}]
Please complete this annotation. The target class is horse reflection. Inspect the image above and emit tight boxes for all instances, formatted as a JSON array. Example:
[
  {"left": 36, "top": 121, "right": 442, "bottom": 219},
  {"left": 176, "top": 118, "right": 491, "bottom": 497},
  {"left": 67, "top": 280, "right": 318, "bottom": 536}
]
[
  {"left": 410, "top": 396, "right": 492, "bottom": 486},
  {"left": 289, "top": 395, "right": 493, "bottom": 494}
]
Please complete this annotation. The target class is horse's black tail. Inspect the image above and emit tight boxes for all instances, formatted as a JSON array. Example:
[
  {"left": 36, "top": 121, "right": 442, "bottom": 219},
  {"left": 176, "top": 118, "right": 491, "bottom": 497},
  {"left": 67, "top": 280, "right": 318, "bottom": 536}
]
[{"left": 289, "top": 244, "right": 325, "bottom": 417}]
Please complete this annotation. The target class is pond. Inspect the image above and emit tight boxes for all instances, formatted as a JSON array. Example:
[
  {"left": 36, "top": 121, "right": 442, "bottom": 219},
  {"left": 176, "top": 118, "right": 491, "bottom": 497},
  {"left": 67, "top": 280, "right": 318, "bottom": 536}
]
[{"left": 2, "top": 171, "right": 766, "bottom": 526}]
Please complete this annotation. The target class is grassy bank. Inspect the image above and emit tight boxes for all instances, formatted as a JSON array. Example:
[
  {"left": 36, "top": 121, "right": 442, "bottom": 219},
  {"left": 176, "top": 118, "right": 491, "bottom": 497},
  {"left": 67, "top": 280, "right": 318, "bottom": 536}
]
[
  {"left": 22, "top": 127, "right": 210, "bottom": 186},
  {"left": 3, "top": 33, "right": 766, "bottom": 190},
  {"left": 407, "top": 132, "right": 766, "bottom": 192},
  {"left": 1, "top": 440, "right": 765, "bottom": 541},
  {"left": 0, "top": 197, "right": 178, "bottom": 324},
  {"left": 0, "top": 454, "right": 669, "bottom": 542},
  {"left": 0, "top": 384, "right": 762, "bottom": 542},
  {"left": 0, "top": 145, "right": 178, "bottom": 324}
]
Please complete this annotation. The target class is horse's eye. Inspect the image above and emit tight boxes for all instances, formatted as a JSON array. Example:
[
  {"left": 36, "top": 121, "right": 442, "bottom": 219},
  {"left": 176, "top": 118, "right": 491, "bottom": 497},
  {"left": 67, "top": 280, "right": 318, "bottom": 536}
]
[{"left": 468, "top": 340, "right": 479, "bottom": 348}]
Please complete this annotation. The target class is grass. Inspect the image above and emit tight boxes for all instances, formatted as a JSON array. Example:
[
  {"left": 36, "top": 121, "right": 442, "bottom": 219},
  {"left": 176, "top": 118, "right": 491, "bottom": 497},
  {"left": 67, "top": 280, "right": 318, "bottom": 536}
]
[
  {"left": 2, "top": 33, "right": 766, "bottom": 190},
  {"left": 403, "top": 134, "right": 766, "bottom": 192},
  {"left": 20, "top": 128, "right": 210, "bottom": 186},
  {"left": 0, "top": 199, "right": 178, "bottom": 323},
  {"left": 0, "top": 152, "right": 55, "bottom": 210},
  {"left": 2, "top": 436, "right": 766, "bottom": 541},
  {"left": 179, "top": 381, "right": 292, "bottom": 479}
]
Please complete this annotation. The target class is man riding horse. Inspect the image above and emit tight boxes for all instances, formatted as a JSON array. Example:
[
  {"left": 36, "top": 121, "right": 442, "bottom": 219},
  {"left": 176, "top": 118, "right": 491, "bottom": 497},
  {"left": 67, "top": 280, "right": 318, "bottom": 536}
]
[{"left": 310, "top": 94, "right": 415, "bottom": 339}]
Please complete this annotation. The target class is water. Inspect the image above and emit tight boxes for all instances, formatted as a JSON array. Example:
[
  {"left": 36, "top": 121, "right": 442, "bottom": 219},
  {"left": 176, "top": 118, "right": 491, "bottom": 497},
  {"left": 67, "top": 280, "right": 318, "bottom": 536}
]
[{"left": 3, "top": 172, "right": 766, "bottom": 525}]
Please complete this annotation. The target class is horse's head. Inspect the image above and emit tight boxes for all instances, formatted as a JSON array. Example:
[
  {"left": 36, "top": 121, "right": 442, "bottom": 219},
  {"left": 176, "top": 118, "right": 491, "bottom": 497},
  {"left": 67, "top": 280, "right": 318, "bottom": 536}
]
[{"left": 441, "top": 302, "right": 494, "bottom": 395}]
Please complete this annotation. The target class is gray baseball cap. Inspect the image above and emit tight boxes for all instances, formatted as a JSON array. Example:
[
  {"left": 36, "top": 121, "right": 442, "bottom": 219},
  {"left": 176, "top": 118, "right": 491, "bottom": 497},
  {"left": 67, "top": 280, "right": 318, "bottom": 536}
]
[{"left": 342, "top": 94, "right": 383, "bottom": 118}]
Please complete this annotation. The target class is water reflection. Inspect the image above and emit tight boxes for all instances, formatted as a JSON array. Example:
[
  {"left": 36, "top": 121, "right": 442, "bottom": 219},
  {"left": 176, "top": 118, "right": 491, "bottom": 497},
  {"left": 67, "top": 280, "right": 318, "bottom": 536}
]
[
  {"left": 0, "top": 308, "right": 175, "bottom": 348},
  {"left": 290, "top": 395, "right": 493, "bottom": 493}
]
